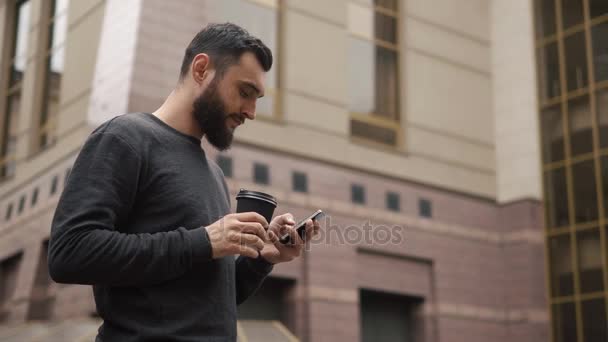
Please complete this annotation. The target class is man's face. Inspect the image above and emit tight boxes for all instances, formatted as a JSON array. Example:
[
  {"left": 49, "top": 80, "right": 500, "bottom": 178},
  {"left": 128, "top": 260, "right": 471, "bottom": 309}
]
[{"left": 192, "top": 52, "right": 266, "bottom": 151}]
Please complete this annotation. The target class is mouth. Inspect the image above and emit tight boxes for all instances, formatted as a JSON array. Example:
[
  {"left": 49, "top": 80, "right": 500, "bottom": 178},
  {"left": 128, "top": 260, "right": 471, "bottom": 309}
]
[{"left": 229, "top": 116, "right": 243, "bottom": 130}]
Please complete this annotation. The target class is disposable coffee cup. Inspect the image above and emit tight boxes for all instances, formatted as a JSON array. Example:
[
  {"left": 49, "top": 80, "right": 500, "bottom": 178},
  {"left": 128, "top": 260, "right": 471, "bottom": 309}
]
[{"left": 235, "top": 189, "right": 277, "bottom": 224}]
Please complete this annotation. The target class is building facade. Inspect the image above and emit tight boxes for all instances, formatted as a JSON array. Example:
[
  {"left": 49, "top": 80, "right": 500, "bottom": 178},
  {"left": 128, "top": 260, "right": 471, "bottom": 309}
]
[{"left": 0, "top": 0, "right": 600, "bottom": 341}]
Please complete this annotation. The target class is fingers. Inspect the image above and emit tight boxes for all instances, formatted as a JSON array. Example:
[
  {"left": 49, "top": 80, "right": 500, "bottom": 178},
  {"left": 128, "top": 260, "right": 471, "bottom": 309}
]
[
  {"left": 275, "top": 213, "right": 295, "bottom": 226},
  {"left": 234, "top": 212, "right": 269, "bottom": 228},
  {"left": 237, "top": 245, "right": 260, "bottom": 259},
  {"left": 237, "top": 232, "right": 265, "bottom": 251},
  {"left": 303, "top": 219, "right": 314, "bottom": 241},
  {"left": 239, "top": 222, "right": 268, "bottom": 242}
]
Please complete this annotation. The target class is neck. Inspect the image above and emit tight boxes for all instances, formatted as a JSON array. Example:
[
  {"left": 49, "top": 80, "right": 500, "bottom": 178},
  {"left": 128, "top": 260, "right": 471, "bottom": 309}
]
[{"left": 152, "top": 89, "right": 203, "bottom": 140}]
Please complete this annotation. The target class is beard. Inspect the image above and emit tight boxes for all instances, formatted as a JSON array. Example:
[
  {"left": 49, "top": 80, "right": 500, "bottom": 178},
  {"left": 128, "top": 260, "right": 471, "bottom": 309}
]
[{"left": 192, "top": 80, "right": 238, "bottom": 151}]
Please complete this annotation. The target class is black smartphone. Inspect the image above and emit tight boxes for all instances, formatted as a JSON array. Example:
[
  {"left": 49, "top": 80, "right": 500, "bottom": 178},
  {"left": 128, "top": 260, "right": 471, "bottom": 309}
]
[{"left": 279, "top": 210, "right": 325, "bottom": 244}]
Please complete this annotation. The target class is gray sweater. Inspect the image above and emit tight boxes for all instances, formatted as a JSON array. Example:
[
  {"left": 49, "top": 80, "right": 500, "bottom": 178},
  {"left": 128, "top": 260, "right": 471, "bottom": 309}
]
[{"left": 48, "top": 112, "right": 273, "bottom": 341}]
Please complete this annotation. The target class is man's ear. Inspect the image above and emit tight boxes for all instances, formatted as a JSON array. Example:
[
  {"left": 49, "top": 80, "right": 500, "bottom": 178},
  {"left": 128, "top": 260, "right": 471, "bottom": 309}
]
[{"left": 191, "top": 53, "right": 211, "bottom": 85}]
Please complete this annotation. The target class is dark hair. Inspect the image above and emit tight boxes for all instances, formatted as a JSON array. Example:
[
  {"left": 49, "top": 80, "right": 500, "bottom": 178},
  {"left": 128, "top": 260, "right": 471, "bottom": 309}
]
[{"left": 179, "top": 22, "right": 273, "bottom": 81}]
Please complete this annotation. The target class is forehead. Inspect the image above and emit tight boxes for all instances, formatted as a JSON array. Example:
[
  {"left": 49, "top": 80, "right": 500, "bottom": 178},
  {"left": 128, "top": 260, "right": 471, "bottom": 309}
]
[{"left": 221, "top": 52, "right": 266, "bottom": 92}]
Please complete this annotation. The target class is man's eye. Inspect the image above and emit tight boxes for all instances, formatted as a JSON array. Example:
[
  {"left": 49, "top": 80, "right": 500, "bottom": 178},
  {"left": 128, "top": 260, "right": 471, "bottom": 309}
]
[{"left": 239, "top": 89, "right": 249, "bottom": 98}]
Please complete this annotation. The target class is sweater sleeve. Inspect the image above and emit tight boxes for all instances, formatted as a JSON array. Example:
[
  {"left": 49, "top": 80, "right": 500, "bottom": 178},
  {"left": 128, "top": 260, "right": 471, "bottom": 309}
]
[
  {"left": 48, "top": 130, "right": 213, "bottom": 287},
  {"left": 234, "top": 255, "right": 274, "bottom": 305}
]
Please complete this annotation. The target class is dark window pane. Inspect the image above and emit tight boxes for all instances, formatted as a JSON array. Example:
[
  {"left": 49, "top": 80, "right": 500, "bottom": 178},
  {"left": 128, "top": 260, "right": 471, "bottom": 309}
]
[
  {"left": 541, "top": 105, "right": 565, "bottom": 163},
  {"left": 552, "top": 302, "right": 577, "bottom": 342},
  {"left": 568, "top": 96, "right": 593, "bottom": 157},
  {"left": 253, "top": 163, "right": 269, "bottom": 185},
  {"left": 572, "top": 160, "right": 598, "bottom": 223},
  {"left": 419, "top": 199, "right": 432, "bottom": 218},
  {"left": 601, "top": 157, "right": 608, "bottom": 218},
  {"left": 348, "top": 38, "right": 398, "bottom": 120},
  {"left": 50, "top": 175, "right": 58, "bottom": 195},
  {"left": 360, "top": 290, "right": 415, "bottom": 342},
  {"left": 352, "top": 184, "right": 366, "bottom": 204},
  {"left": 590, "top": 0, "right": 608, "bottom": 19},
  {"left": 598, "top": 90, "right": 608, "bottom": 149},
  {"left": 292, "top": 172, "right": 308, "bottom": 193},
  {"left": 560, "top": 0, "right": 584, "bottom": 29},
  {"left": 1, "top": 92, "right": 21, "bottom": 179},
  {"left": 216, "top": 155, "right": 233, "bottom": 178},
  {"left": 576, "top": 229, "right": 604, "bottom": 293},
  {"left": 31, "top": 187, "right": 38, "bottom": 207},
  {"left": 386, "top": 192, "right": 400, "bottom": 212},
  {"left": 535, "top": 0, "right": 557, "bottom": 37},
  {"left": 544, "top": 167, "right": 570, "bottom": 228},
  {"left": 564, "top": 32, "right": 589, "bottom": 92},
  {"left": 4, "top": 203, "right": 13, "bottom": 221},
  {"left": 17, "top": 195, "right": 26, "bottom": 214},
  {"left": 376, "top": 47, "right": 398, "bottom": 119},
  {"left": 592, "top": 22, "right": 608, "bottom": 83},
  {"left": 581, "top": 298, "right": 607, "bottom": 342},
  {"left": 549, "top": 234, "right": 574, "bottom": 297},
  {"left": 537, "top": 43, "right": 561, "bottom": 101},
  {"left": 375, "top": 12, "right": 397, "bottom": 44}
]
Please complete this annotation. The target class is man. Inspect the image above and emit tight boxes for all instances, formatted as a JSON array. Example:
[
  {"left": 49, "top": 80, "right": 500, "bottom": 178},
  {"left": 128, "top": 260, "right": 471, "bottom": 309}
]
[{"left": 48, "top": 23, "right": 319, "bottom": 341}]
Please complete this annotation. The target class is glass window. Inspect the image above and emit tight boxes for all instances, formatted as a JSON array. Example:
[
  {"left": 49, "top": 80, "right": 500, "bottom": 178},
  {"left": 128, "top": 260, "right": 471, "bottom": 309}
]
[
  {"left": 590, "top": 0, "right": 608, "bottom": 19},
  {"left": 601, "top": 156, "right": 608, "bottom": 218},
  {"left": 216, "top": 155, "right": 233, "bottom": 178},
  {"left": 351, "top": 184, "right": 366, "bottom": 204},
  {"left": 17, "top": 195, "right": 26, "bottom": 214},
  {"left": 253, "top": 163, "right": 269, "bottom": 185},
  {"left": 571, "top": 160, "right": 598, "bottom": 223},
  {"left": 348, "top": 38, "right": 399, "bottom": 120},
  {"left": 581, "top": 298, "right": 607, "bottom": 342},
  {"left": 541, "top": 105, "right": 565, "bottom": 163},
  {"left": 360, "top": 289, "right": 414, "bottom": 342},
  {"left": 552, "top": 302, "right": 578, "bottom": 342},
  {"left": 597, "top": 89, "right": 608, "bottom": 149},
  {"left": 549, "top": 234, "right": 574, "bottom": 297},
  {"left": 292, "top": 171, "right": 308, "bottom": 193},
  {"left": 12, "top": 0, "right": 31, "bottom": 78},
  {"left": 386, "top": 192, "right": 400, "bottom": 212},
  {"left": 576, "top": 229, "right": 604, "bottom": 293},
  {"left": 419, "top": 198, "right": 432, "bottom": 218},
  {"left": 544, "top": 167, "right": 570, "bottom": 228},
  {"left": 538, "top": 43, "right": 561, "bottom": 101},
  {"left": 535, "top": 0, "right": 557, "bottom": 38},
  {"left": 348, "top": 1, "right": 400, "bottom": 146},
  {"left": 592, "top": 22, "right": 608, "bottom": 83},
  {"left": 4, "top": 203, "right": 13, "bottom": 221},
  {"left": 214, "top": 0, "right": 278, "bottom": 117},
  {"left": 50, "top": 175, "right": 58, "bottom": 195},
  {"left": 40, "top": 0, "right": 70, "bottom": 149},
  {"left": 568, "top": 95, "right": 593, "bottom": 157},
  {"left": 560, "top": 0, "right": 584, "bottom": 30},
  {"left": 31, "top": 187, "right": 39, "bottom": 207},
  {"left": 564, "top": 32, "right": 589, "bottom": 92},
  {"left": 2, "top": 0, "right": 30, "bottom": 180}
]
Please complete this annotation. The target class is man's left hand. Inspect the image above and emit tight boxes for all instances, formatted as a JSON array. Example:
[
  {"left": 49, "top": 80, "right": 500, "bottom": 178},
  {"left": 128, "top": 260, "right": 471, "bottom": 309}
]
[{"left": 259, "top": 213, "right": 321, "bottom": 264}]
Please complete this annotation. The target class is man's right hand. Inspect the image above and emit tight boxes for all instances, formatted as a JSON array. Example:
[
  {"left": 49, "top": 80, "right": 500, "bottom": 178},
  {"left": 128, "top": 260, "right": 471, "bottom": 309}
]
[{"left": 205, "top": 212, "right": 269, "bottom": 259}]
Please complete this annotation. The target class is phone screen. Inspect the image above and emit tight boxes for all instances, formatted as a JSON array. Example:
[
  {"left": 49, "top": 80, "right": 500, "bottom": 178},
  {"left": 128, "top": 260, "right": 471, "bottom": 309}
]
[{"left": 279, "top": 210, "right": 324, "bottom": 244}]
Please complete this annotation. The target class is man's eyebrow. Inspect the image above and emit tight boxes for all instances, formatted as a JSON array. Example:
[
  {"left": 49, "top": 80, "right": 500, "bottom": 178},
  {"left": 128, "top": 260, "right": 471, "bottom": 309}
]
[{"left": 240, "top": 81, "right": 264, "bottom": 98}]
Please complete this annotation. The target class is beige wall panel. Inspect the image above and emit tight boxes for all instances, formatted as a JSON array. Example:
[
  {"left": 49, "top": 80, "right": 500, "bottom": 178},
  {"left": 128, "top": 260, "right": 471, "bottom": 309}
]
[
  {"left": 406, "top": 0, "right": 490, "bottom": 42},
  {"left": 405, "top": 51, "right": 494, "bottom": 145},
  {"left": 284, "top": 92, "right": 349, "bottom": 136},
  {"left": 285, "top": 0, "right": 347, "bottom": 26},
  {"left": 284, "top": 9, "right": 347, "bottom": 106}
]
